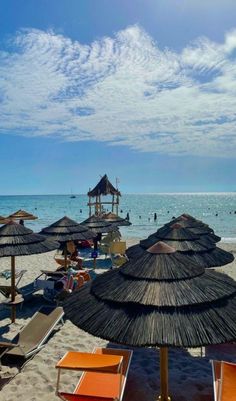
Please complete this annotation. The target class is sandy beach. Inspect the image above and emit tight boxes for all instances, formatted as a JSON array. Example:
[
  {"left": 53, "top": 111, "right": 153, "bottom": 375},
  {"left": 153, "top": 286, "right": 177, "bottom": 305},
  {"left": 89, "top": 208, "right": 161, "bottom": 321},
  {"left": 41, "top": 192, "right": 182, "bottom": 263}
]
[{"left": 0, "top": 239, "right": 235, "bottom": 401}]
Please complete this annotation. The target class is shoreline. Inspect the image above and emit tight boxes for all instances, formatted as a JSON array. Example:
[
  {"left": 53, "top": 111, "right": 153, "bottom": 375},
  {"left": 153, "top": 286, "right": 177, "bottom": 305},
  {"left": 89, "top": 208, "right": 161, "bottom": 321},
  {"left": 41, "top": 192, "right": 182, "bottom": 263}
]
[{"left": 0, "top": 240, "right": 235, "bottom": 401}]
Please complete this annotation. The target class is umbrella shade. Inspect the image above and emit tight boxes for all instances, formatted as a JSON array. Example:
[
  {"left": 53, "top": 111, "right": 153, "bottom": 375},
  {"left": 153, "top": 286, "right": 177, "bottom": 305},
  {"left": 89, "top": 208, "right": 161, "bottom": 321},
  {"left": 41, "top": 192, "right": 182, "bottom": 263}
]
[
  {"left": 64, "top": 241, "right": 236, "bottom": 347},
  {"left": 0, "top": 216, "right": 10, "bottom": 224},
  {"left": 81, "top": 215, "right": 116, "bottom": 234},
  {"left": 0, "top": 221, "right": 59, "bottom": 257},
  {"left": 0, "top": 221, "right": 59, "bottom": 323},
  {"left": 102, "top": 212, "right": 131, "bottom": 227},
  {"left": 64, "top": 240, "right": 236, "bottom": 401},
  {"left": 164, "top": 215, "right": 221, "bottom": 242},
  {"left": 39, "top": 216, "right": 96, "bottom": 242},
  {"left": 126, "top": 223, "right": 233, "bottom": 268},
  {"left": 8, "top": 209, "right": 37, "bottom": 220}
]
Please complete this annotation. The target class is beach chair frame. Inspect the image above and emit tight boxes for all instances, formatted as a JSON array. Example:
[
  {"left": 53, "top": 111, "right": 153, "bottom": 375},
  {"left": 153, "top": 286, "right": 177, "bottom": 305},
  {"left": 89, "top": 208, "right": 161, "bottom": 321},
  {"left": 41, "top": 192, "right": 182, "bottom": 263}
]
[
  {"left": 211, "top": 359, "right": 236, "bottom": 401},
  {"left": 0, "top": 306, "right": 64, "bottom": 359}
]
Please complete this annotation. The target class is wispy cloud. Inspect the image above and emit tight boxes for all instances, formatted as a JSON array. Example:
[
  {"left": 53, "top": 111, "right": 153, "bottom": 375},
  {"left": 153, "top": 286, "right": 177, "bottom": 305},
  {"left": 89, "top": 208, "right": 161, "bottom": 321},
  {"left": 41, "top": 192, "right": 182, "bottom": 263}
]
[{"left": 0, "top": 26, "right": 236, "bottom": 157}]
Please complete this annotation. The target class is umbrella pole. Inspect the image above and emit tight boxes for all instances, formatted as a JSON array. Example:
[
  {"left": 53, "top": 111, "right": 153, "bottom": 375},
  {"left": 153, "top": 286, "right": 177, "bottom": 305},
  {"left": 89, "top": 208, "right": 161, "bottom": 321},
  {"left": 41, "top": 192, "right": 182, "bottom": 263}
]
[
  {"left": 11, "top": 255, "right": 16, "bottom": 324},
  {"left": 158, "top": 347, "right": 170, "bottom": 401},
  {"left": 64, "top": 244, "right": 68, "bottom": 270}
]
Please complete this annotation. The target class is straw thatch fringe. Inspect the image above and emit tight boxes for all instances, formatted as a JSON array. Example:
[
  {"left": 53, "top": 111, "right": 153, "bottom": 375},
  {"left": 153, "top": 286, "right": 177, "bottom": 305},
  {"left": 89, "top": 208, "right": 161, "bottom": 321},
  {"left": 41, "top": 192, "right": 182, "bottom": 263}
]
[
  {"left": 126, "top": 243, "right": 234, "bottom": 268},
  {"left": 0, "top": 222, "right": 58, "bottom": 257},
  {"left": 63, "top": 284, "right": 236, "bottom": 348},
  {"left": 39, "top": 216, "right": 96, "bottom": 242},
  {"left": 140, "top": 237, "right": 214, "bottom": 251},
  {"left": 122, "top": 252, "right": 204, "bottom": 280},
  {"left": 91, "top": 269, "right": 236, "bottom": 306},
  {"left": 82, "top": 215, "right": 115, "bottom": 233}
]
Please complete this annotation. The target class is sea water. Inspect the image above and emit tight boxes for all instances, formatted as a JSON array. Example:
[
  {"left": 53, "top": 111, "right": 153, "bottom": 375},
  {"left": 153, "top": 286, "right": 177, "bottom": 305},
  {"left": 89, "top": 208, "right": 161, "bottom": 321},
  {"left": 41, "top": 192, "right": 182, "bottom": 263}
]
[{"left": 0, "top": 193, "right": 235, "bottom": 241}]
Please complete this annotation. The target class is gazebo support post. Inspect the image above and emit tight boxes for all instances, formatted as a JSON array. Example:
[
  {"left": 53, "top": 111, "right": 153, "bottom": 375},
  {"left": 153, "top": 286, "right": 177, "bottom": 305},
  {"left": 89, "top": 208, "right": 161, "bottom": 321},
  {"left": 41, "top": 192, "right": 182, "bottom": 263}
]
[
  {"left": 11, "top": 255, "right": 16, "bottom": 323},
  {"left": 158, "top": 347, "right": 171, "bottom": 401}
]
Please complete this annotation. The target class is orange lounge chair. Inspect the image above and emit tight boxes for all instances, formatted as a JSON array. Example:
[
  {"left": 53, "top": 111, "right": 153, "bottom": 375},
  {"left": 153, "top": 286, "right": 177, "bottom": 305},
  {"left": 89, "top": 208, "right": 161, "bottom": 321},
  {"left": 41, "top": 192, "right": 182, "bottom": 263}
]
[
  {"left": 211, "top": 360, "right": 236, "bottom": 401},
  {"left": 56, "top": 347, "right": 133, "bottom": 401}
]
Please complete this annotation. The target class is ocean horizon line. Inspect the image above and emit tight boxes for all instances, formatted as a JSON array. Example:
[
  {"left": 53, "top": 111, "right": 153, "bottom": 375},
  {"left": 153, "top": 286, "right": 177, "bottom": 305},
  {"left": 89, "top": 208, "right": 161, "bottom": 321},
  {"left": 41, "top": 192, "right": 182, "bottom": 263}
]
[{"left": 0, "top": 191, "right": 235, "bottom": 196}]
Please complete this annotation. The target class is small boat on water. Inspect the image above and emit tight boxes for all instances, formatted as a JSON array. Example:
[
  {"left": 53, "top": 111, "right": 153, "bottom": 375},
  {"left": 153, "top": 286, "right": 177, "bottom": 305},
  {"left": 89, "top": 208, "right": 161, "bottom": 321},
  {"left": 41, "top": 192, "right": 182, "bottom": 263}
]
[{"left": 70, "top": 195, "right": 76, "bottom": 199}]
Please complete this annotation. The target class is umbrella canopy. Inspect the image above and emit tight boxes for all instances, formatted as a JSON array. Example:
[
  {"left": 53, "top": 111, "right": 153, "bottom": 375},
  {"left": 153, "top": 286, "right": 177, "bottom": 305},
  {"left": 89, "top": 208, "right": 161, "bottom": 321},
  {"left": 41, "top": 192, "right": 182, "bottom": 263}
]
[
  {"left": 64, "top": 240, "right": 236, "bottom": 401},
  {"left": 39, "top": 216, "right": 96, "bottom": 270},
  {"left": 166, "top": 215, "right": 220, "bottom": 242},
  {"left": 8, "top": 209, "right": 38, "bottom": 221},
  {"left": 39, "top": 216, "right": 96, "bottom": 242},
  {"left": 0, "top": 216, "right": 10, "bottom": 224},
  {"left": 126, "top": 223, "right": 234, "bottom": 268},
  {"left": 81, "top": 215, "right": 115, "bottom": 234},
  {"left": 0, "top": 221, "right": 59, "bottom": 322},
  {"left": 102, "top": 212, "right": 131, "bottom": 227},
  {"left": 64, "top": 241, "right": 236, "bottom": 347}
]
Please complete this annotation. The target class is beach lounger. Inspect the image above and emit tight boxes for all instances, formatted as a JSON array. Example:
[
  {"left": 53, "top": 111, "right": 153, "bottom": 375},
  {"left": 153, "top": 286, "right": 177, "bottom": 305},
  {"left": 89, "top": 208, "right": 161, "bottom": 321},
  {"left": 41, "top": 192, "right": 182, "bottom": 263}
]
[
  {"left": 0, "top": 281, "right": 41, "bottom": 302},
  {"left": 56, "top": 347, "right": 133, "bottom": 401},
  {"left": 0, "top": 306, "right": 64, "bottom": 360},
  {"left": 211, "top": 360, "right": 236, "bottom": 401}
]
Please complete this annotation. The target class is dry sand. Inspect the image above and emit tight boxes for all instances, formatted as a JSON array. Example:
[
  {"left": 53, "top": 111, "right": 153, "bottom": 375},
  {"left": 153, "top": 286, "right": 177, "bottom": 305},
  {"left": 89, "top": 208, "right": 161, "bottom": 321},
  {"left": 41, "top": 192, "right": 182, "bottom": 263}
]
[{"left": 0, "top": 239, "right": 235, "bottom": 401}]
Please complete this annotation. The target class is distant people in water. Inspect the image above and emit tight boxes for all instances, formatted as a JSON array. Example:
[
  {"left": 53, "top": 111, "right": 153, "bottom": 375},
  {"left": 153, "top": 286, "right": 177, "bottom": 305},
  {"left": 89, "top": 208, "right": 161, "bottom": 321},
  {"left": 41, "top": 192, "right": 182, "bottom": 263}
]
[
  {"left": 120, "top": 210, "right": 123, "bottom": 213},
  {"left": 215, "top": 213, "right": 218, "bottom": 217},
  {"left": 19, "top": 219, "right": 24, "bottom": 226},
  {"left": 126, "top": 212, "right": 130, "bottom": 221},
  {"left": 154, "top": 213, "right": 157, "bottom": 221},
  {"left": 139, "top": 216, "right": 141, "bottom": 219},
  {"left": 80, "top": 209, "right": 82, "bottom": 213}
]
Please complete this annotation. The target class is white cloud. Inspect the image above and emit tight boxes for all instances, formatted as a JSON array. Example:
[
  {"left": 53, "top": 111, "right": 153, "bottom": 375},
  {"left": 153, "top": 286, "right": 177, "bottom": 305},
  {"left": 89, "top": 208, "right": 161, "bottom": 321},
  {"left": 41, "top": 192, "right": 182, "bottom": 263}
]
[{"left": 0, "top": 25, "right": 236, "bottom": 157}]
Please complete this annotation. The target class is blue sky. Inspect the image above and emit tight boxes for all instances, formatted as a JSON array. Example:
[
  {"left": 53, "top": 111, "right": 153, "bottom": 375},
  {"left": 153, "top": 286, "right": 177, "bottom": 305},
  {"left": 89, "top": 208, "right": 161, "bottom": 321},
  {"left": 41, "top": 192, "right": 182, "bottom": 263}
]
[{"left": 0, "top": 0, "right": 236, "bottom": 194}]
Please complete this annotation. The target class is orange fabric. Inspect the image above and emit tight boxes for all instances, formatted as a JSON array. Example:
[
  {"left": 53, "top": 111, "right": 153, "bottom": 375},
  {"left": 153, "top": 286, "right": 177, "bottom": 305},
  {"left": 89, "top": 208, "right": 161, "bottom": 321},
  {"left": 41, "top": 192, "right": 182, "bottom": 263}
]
[
  {"left": 75, "top": 372, "right": 123, "bottom": 398},
  {"left": 220, "top": 362, "right": 236, "bottom": 401},
  {"left": 56, "top": 351, "right": 122, "bottom": 373},
  {"left": 58, "top": 393, "right": 115, "bottom": 401}
]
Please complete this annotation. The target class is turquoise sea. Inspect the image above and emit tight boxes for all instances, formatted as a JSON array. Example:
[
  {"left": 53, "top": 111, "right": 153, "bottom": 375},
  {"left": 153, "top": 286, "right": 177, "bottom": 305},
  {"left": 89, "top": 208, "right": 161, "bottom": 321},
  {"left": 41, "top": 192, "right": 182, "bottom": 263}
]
[{"left": 0, "top": 193, "right": 235, "bottom": 241}]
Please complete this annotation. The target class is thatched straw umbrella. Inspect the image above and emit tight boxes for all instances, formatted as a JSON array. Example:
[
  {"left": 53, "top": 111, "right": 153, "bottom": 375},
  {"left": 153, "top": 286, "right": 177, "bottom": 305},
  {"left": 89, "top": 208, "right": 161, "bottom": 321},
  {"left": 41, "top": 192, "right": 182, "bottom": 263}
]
[
  {"left": 0, "top": 216, "right": 10, "bottom": 224},
  {"left": 39, "top": 216, "right": 96, "bottom": 268},
  {"left": 64, "top": 241, "right": 236, "bottom": 401},
  {"left": 166, "top": 214, "right": 221, "bottom": 243},
  {"left": 102, "top": 212, "right": 131, "bottom": 227},
  {"left": 127, "top": 223, "right": 234, "bottom": 268},
  {"left": 0, "top": 221, "right": 59, "bottom": 323},
  {"left": 81, "top": 215, "right": 115, "bottom": 234},
  {"left": 8, "top": 209, "right": 38, "bottom": 221}
]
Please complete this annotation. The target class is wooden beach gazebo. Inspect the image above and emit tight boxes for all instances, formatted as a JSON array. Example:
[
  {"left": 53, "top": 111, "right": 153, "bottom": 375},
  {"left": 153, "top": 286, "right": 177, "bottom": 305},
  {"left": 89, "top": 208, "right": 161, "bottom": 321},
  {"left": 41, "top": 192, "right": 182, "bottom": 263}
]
[{"left": 87, "top": 175, "right": 121, "bottom": 216}]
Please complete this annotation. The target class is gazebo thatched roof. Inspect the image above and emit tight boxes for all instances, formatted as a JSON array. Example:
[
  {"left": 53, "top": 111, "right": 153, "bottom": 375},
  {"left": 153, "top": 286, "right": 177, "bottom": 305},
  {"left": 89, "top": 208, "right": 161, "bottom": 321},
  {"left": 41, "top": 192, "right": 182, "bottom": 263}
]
[
  {"left": 39, "top": 216, "right": 96, "bottom": 243},
  {"left": 0, "top": 221, "right": 59, "bottom": 257},
  {"left": 81, "top": 215, "right": 116, "bottom": 234},
  {"left": 8, "top": 209, "right": 38, "bottom": 221},
  {"left": 64, "top": 241, "right": 236, "bottom": 348},
  {"left": 87, "top": 175, "right": 121, "bottom": 197}
]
